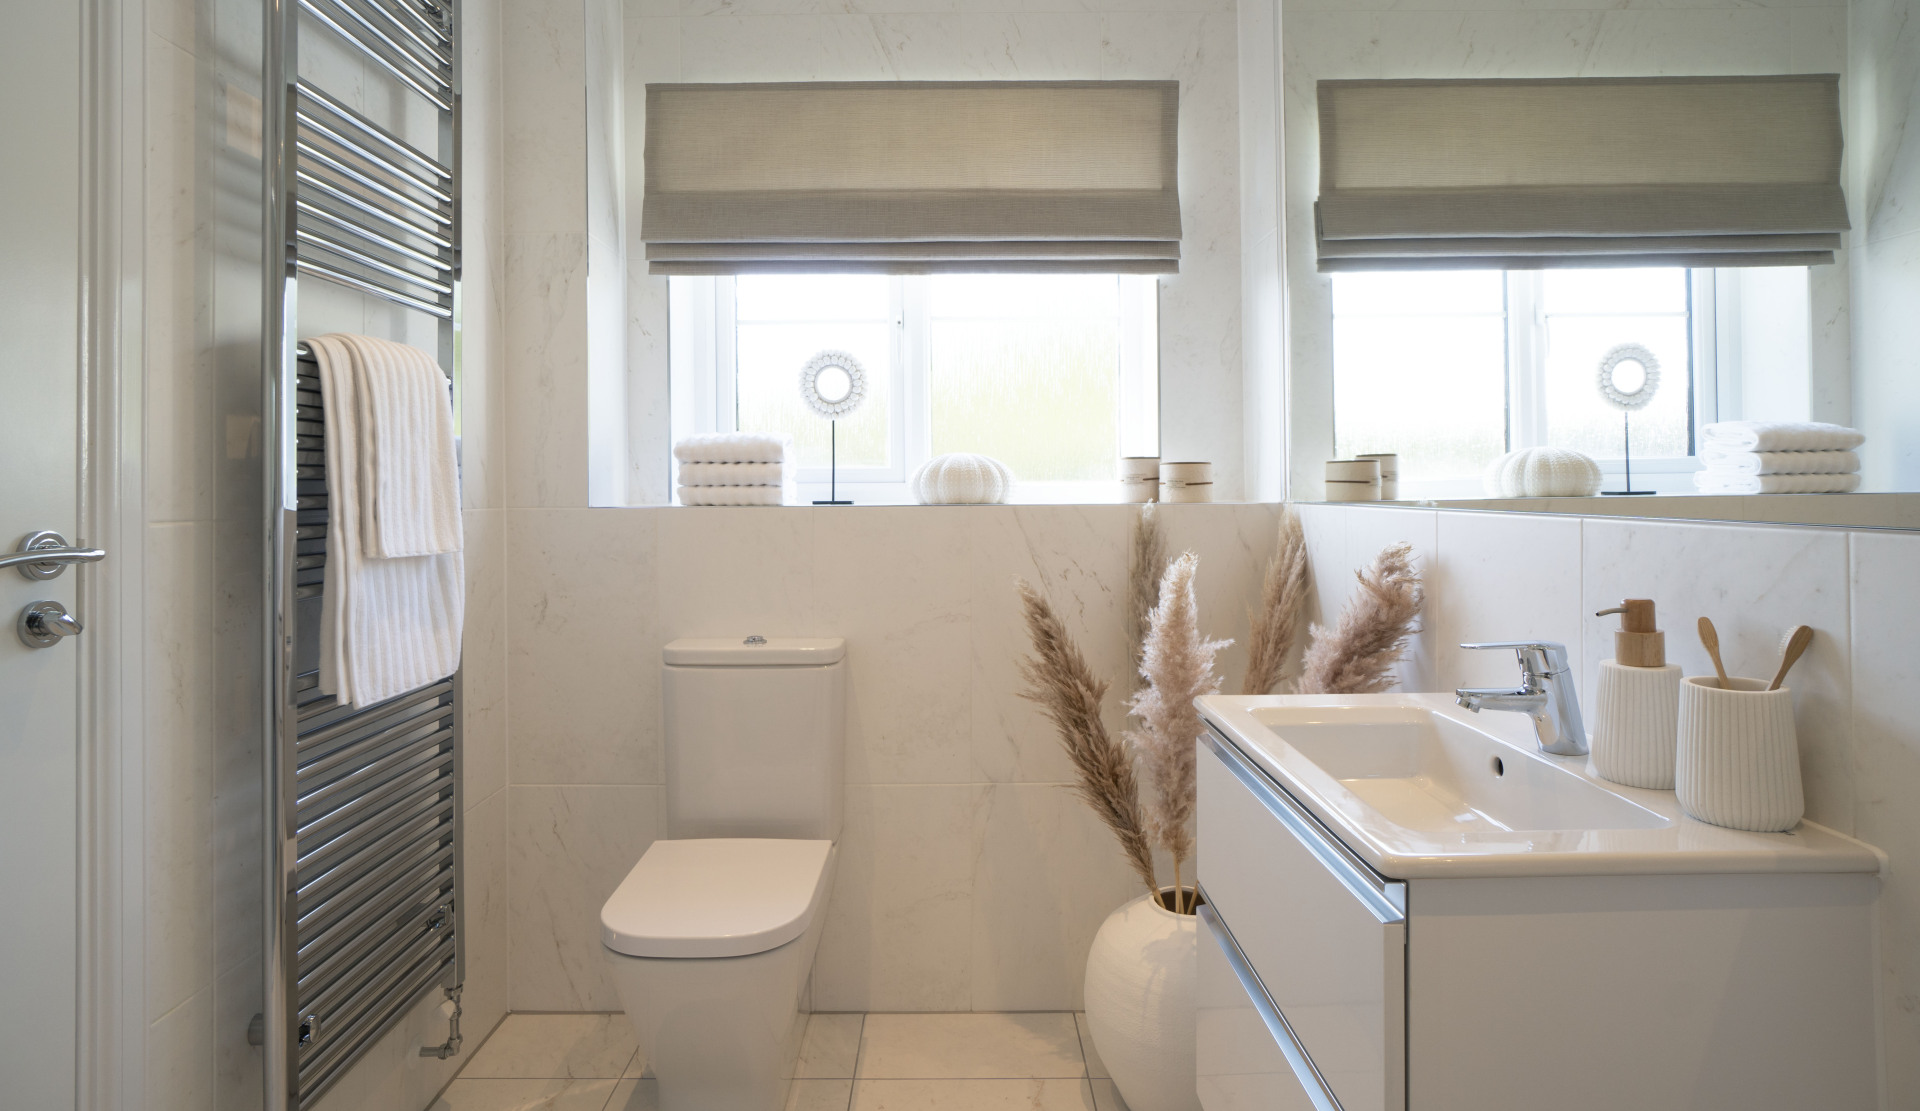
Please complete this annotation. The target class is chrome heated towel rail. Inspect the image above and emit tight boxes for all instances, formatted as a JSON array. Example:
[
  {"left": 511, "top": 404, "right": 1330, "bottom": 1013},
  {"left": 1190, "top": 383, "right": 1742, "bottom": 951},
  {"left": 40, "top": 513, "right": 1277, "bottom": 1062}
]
[{"left": 260, "top": 2, "right": 464, "bottom": 1108}]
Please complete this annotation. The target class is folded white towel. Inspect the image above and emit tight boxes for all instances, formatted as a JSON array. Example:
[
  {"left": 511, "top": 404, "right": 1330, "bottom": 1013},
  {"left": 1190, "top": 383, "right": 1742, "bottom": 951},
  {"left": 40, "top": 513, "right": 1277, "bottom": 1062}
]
[
  {"left": 678, "top": 484, "right": 786, "bottom": 506},
  {"left": 323, "top": 334, "right": 463, "bottom": 558},
  {"left": 674, "top": 432, "right": 790, "bottom": 464},
  {"left": 1699, "top": 448, "right": 1861, "bottom": 476},
  {"left": 310, "top": 335, "right": 465, "bottom": 709},
  {"left": 1693, "top": 471, "right": 1862, "bottom": 495},
  {"left": 676, "top": 461, "right": 788, "bottom": 487},
  {"left": 1702, "top": 421, "right": 1865, "bottom": 453}
]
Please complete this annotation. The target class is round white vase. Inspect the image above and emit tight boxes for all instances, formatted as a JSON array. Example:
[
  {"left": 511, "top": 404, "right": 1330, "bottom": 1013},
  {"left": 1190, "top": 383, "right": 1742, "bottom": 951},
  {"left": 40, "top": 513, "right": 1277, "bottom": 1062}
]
[{"left": 1083, "top": 887, "right": 1201, "bottom": 1111}]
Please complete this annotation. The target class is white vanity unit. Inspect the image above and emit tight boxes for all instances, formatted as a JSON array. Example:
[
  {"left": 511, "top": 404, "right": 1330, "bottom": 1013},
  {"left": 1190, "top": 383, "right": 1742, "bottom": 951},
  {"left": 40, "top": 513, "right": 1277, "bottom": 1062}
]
[{"left": 1193, "top": 694, "right": 1884, "bottom": 1111}]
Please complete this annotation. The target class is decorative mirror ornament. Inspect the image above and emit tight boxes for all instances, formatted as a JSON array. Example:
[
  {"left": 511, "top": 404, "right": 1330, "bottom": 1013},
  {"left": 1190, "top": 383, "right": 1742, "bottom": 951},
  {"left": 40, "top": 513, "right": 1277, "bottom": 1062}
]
[
  {"left": 1595, "top": 342, "right": 1660, "bottom": 495},
  {"left": 1597, "top": 343, "right": 1661, "bottom": 411},
  {"left": 800, "top": 350, "right": 868, "bottom": 418}
]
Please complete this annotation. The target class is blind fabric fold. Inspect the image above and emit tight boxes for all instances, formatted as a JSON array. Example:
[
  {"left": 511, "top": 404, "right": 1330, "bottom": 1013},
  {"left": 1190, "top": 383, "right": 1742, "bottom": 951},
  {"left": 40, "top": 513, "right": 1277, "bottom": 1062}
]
[
  {"left": 1315, "top": 75, "right": 1848, "bottom": 271},
  {"left": 642, "top": 81, "right": 1183, "bottom": 274}
]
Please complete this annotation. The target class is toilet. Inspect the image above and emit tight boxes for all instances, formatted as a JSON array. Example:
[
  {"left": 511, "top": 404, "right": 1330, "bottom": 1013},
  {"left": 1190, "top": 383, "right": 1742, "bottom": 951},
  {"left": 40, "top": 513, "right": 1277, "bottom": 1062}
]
[{"left": 601, "top": 636, "right": 846, "bottom": 1111}]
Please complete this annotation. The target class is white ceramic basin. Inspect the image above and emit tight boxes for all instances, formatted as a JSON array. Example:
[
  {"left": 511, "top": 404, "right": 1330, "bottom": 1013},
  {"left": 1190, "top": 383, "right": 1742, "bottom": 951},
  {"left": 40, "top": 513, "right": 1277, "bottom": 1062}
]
[
  {"left": 1198, "top": 693, "right": 1882, "bottom": 879},
  {"left": 1252, "top": 705, "right": 1666, "bottom": 834}
]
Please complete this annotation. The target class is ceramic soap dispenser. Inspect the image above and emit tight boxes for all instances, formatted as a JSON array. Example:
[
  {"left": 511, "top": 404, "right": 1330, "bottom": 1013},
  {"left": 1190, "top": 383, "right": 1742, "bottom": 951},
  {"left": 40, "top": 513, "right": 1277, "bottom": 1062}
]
[{"left": 1591, "top": 598, "right": 1684, "bottom": 789}]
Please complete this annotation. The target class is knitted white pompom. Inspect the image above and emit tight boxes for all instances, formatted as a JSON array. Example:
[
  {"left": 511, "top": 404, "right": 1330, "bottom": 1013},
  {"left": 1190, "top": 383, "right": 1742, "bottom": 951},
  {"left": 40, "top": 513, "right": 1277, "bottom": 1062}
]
[
  {"left": 912, "top": 453, "right": 1013, "bottom": 504},
  {"left": 1483, "top": 447, "right": 1603, "bottom": 498}
]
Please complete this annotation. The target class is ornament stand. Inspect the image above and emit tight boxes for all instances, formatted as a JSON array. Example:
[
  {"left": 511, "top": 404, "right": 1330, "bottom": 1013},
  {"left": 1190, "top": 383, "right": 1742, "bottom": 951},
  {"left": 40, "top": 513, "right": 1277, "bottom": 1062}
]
[
  {"left": 1603, "top": 411, "right": 1655, "bottom": 496},
  {"left": 813, "top": 421, "right": 852, "bottom": 505}
]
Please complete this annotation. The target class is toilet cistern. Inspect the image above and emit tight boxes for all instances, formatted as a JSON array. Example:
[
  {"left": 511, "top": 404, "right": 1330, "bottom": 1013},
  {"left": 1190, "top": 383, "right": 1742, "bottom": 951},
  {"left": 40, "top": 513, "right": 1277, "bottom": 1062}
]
[{"left": 1454, "top": 641, "right": 1588, "bottom": 757}]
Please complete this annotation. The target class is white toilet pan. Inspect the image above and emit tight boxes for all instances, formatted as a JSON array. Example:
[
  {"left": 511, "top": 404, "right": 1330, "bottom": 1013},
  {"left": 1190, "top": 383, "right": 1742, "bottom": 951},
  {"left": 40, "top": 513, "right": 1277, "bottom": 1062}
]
[{"left": 602, "top": 839, "right": 836, "bottom": 1111}]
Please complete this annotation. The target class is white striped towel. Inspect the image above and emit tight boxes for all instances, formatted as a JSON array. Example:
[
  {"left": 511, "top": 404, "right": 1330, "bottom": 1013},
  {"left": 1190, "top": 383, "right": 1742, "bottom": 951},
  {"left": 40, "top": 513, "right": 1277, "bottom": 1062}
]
[
  {"left": 310, "top": 335, "right": 465, "bottom": 710},
  {"left": 1693, "top": 472, "right": 1862, "bottom": 495},
  {"left": 1702, "top": 421, "right": 1865, "bottom": 453},
  {"left": 677, "top": 461, "right": 788, "bottom": 487},
  {"left": 1699, "top": 448, "right": 1860, "bottom": 476},
  {"left": 678, "top": 484, "right": 786, "bottom": 506},
  {"left": 326, "top": 334, "right": 463, "bottom": 558},
  {"left": 674, "top": 432, "right": 790, "bottom": 464}
]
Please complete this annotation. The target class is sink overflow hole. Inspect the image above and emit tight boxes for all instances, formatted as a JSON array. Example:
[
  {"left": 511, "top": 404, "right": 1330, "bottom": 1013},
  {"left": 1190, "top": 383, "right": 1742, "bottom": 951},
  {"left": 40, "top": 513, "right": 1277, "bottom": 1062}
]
[{"left": 1490, "top": 756, "right": 1505, "bottom": 778}]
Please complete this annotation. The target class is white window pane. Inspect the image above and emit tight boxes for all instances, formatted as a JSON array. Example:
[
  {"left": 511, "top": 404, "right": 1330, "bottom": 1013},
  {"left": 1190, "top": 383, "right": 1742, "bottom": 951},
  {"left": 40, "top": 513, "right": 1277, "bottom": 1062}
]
[
  {"left": 1332, "top": 271, "right": 1507, "bottom": 482},
  {"left": 737, "top": 318, "right": 892, "bottom": 469},
  {"left": 930, "top": 276, "right": 1123, "bottom": 482},
  {"left": 736, "top": 274, "right": 890, "bottom": 322},
  {"left": 1541, "top": 267, "right": 1687, "bottom": 316},
  {"left": 1332, "top": 270, "right": 1505, "bottom": 317},
  {"left": 1543, "top": 314, "right": 1691, "bottom": 459}
]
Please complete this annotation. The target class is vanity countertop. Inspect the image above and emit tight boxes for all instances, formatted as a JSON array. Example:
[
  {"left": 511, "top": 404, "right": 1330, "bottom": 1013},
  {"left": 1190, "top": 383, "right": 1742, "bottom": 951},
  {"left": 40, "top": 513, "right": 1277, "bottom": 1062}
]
[{"left": 1198, "top": 692, "right": 1886, "bottom": 881}]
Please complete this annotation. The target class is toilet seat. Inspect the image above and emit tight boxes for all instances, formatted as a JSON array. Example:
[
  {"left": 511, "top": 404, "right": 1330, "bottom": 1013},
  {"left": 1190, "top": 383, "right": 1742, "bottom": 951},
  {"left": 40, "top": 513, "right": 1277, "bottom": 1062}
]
[{"left": 601, "top": 838, "right": 834, "bottom": 959}]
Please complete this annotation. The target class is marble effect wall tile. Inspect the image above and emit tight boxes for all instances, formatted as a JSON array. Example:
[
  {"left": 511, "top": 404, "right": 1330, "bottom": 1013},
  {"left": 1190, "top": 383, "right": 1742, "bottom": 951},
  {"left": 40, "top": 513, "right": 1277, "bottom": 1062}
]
[
  {"left": 1434, "top": 512, "right": 1583, "bottom": 692},
  {"left": 508, "top": 509, "right": 662, "bottom": 784},
  {"left": 466, "top": 508, "right": 510, "bottom": 806},
  {"left": 511, "top": 784, "right": 667, "bottom": 1011},
  {"left": 505, "top": 233, "right": 592, "bottom": 509}
]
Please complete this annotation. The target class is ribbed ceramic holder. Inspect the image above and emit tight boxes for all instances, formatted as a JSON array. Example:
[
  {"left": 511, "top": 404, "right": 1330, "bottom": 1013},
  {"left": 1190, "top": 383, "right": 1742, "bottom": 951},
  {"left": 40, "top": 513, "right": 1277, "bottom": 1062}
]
[
  {"left": 1120, "top": 478, "right": 1158, "bottom": 503},
  {"left": 1120, "top": 456, "right": 1161, "bottom": 481},
  {"left": 1676, "top": 676, "right": 1803, "bottom": 832},
  {"left": 1356, "top": 454, "right": 1399, "bottom": 500},
  {"left": 1591, "top": 660, "right": 1682, "bottom": 789}
]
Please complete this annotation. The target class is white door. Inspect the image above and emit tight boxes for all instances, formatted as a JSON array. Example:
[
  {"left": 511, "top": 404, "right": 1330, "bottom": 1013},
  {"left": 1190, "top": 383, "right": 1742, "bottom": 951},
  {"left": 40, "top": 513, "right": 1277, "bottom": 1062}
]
[{"left": 1, "top": 2, "right": 86, "bottom": 1106}]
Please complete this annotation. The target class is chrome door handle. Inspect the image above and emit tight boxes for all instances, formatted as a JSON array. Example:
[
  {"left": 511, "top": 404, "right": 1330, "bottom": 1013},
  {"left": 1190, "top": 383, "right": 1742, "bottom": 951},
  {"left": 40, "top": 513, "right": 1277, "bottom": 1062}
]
[
  {"left": 2, "top": 532, "right": 107, "bottom": 580},
  {"left": 18, "top": 601, "right": 83, "bottom": 648}
]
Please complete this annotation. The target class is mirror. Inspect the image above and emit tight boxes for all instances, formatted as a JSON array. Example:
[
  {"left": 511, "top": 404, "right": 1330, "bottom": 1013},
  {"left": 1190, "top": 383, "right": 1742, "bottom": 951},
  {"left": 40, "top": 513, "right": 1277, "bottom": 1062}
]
[
  {"left": 799, "top": 349, "right": 868, "bottom": 419},
  {"left": 1283, "top": 7, "right": 1919, "bottom": 528}
]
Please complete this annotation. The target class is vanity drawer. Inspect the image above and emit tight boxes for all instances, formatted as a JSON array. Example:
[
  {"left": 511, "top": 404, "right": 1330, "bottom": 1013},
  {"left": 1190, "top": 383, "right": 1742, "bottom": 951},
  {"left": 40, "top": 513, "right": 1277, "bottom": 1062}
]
[
  {"left": 1197, "top": 906, "right": 1332, "bottom": 1111},
  {"left": 1197, "top": 729, "right": 1406, "bottom": 1111}
]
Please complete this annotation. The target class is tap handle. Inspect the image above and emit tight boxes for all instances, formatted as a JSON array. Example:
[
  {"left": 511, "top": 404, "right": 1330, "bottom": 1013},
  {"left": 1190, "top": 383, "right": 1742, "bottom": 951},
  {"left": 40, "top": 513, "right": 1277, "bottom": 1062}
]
[{"left": 1457, "top": 641, "right": 1571, "bottom": 676}]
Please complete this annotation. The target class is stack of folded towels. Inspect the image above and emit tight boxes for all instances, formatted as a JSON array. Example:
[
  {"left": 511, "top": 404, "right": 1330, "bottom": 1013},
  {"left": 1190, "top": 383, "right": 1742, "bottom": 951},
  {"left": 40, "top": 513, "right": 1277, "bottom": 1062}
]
[
  {"left": 674, "top": 433, "right": 794, "bottom": 506},
  {"left": 1695, "top": 421, "right": 1864, "bottom": 494}
]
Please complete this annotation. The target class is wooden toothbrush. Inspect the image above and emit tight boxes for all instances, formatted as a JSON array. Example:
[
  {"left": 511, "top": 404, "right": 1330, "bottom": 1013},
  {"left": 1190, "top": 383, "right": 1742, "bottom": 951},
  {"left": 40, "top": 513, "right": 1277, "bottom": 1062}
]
[
  {"left": 1769, "top": 626, "right": 1814, "bottom": 691},
  {"left": 1698, "top": 616, "right": 1731, "bottom": 688}
]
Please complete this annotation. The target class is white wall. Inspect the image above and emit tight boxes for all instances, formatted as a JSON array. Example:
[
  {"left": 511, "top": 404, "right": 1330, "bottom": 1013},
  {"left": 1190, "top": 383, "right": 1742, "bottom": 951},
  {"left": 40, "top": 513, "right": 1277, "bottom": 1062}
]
[
  {"left": 1239, "top": 0, "right": 1287, "bottom": 502},
  {"left": 1277, "top": 0, "right": 1852, "bottom": 498},
  {"left": 1297, "top": 502, "right": 1920, "bottom": 1111},
  {"left": 1849, "top": 0, "right": 1920, "bottom": 491},
  {"left": 503, "top": 502, "right": 1280, "bottom": 1013},
  {"left": 138, "top": 0, "right": 512, "bottom": 1105},
  {"left": 617, "top": 0, "right": 1247, "bottom": 501}
]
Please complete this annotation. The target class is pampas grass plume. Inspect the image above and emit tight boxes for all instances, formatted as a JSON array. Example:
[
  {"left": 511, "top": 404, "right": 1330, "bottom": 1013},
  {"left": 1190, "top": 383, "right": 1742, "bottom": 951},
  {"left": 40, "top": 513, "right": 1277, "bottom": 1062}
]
[
  {"left": 1015, "top": 579, "right": 1158, "bottom": 895},
  {"left": 1298, "top": 541, "right": 1424, "bottom": 695},
  {"left": 1242, "top": 505, "right": 1310, "bottom": 695},
  {"left": 1128, "top": 503, "right": 1169, "bottom": 689},
  {"left": 1128, "top": 552, "right": 1231, "bottom": 912}
]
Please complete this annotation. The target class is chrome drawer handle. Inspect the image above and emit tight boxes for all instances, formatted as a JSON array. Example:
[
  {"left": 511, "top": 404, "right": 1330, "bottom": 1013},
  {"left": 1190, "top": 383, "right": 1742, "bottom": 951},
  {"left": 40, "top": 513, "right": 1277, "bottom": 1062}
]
[{"left": 3, "top": 532, "right": 107, "bottom": 580}]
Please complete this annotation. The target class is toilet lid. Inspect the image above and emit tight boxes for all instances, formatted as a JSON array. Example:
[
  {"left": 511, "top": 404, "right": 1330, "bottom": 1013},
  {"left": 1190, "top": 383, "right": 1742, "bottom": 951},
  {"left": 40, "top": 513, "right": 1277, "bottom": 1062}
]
[{"left": 601, "top": 838, "right": 834, "bottom": 958}]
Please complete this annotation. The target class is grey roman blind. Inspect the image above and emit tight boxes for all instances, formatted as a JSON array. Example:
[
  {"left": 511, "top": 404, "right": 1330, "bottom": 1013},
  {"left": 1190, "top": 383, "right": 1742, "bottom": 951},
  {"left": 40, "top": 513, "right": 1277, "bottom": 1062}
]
[
  {"left": 1315, "top": 75, "right": 1848, "bottom": 271},
  {"left": 642, "top": 81, "right": 1182, "bottom": 274}
]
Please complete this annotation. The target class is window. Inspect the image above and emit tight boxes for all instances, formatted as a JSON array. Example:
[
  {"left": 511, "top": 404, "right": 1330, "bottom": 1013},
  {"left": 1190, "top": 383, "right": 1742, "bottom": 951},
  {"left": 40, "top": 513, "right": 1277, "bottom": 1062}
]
[
  {"left": 670, "top": 274, "right": 1160, "bottom": 502},
  {"left": 1332, "top": 267, "right": 1718, "bottom": 496}
]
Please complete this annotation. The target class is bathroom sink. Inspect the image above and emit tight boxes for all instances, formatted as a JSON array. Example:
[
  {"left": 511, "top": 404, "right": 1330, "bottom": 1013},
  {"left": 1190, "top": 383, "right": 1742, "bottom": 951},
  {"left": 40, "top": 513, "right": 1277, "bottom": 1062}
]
[
  {"left": 1197, "top": 692, "right": 1882, "bottom": 879},
  {"left": 1251, "top": 705, "right": 1666, "bottom": 834}
]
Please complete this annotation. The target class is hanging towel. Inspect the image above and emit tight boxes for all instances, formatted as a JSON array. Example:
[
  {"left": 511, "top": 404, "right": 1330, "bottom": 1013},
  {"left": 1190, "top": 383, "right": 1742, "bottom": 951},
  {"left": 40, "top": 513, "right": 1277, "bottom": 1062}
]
[
  {"left": 310, "top": 334, "right": 465, "bottom": 709},
  {"left": 673, "top": 432, "right": 790, "bottom": 464},
  {"left": 1699, "top": 448, "right": 1861, "bottom": 476},
  {"left": 1693, "top": 472, "right": 1862, "bottom": 495},
  {"left": 1702, "top": 421, "right": 1865, "bottom": 453},
  {"left": 342, "top": 335, "right": 463, "bottom": 558},
  {"left": 677, "top": 484, "right": 787, "bottom": 506},
  {"left": 676, "top": 461, "right": 788, "bottom": 487}
]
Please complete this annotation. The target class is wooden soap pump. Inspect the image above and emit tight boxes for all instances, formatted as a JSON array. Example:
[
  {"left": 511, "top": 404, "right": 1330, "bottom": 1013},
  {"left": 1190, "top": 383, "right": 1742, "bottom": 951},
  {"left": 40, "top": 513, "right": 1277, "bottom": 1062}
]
[{"left": 1596, "top": 598, "right": 1664, "bottom": 667}]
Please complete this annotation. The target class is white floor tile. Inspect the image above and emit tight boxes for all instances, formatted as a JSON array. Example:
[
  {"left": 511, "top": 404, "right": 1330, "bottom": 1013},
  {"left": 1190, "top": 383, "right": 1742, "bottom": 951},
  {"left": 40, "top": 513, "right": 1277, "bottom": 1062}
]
[
  {"left": 431, "top": 1078, "right": 621, "bottom": 1111},
  {"left": 459, "top": 1013, "right": 641, "bottom": 1080},
  {"left": 1088, "top": 1078, "right": 1130, "bottom": 1111},
  {"left": 798, "top": 1014, "right": 866, "bottom": 1079},
  {"left": 787, "top": 1078, "right": 856, "bottom": 1111},
  {"left": 1072, "top": 1015, "right": 1106, "bottom": 1079},
  {"left": 851, "top": 1079, "right": 1097, "bottom": 1111},
  {"left": 857, "top": 1013, "right": 1086, "bottom": 1080}
]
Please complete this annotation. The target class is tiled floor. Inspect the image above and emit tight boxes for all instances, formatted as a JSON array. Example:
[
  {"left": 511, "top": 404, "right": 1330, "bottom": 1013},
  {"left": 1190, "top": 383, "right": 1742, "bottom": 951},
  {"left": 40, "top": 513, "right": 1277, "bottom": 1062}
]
[{"left": 433, "top": 1012, "right": 1131, "bottom": 1111}]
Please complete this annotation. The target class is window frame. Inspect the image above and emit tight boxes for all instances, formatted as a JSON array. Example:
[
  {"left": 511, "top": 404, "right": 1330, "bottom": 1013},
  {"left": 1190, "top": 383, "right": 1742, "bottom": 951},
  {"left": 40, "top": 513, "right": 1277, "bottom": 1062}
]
[
  {"left": 670, "top": 274, "right": 1161, "bottom": 504},
  {"left": 1331, "top": 267, "right": 1720, "bottom": 499}
]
